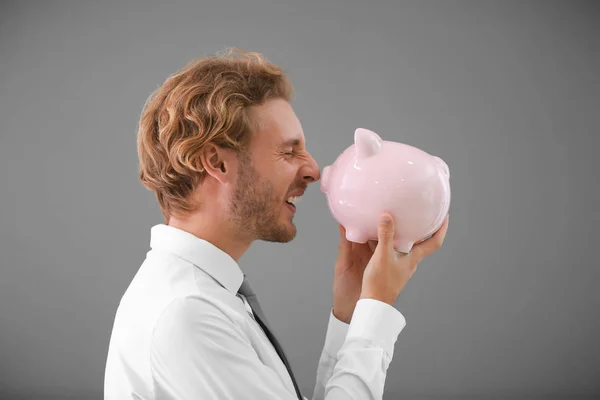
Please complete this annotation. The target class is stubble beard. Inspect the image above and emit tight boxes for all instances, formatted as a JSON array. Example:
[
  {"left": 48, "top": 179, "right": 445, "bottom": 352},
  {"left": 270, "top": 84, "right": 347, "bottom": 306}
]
[{"left": 229, "top": 154, "right": 296, "bottom": 243}]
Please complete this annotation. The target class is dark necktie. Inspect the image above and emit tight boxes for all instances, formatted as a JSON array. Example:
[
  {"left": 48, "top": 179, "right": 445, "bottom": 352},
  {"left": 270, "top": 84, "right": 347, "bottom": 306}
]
[{"left": 237, "top": 275, "right": 303, "bottom": 400}]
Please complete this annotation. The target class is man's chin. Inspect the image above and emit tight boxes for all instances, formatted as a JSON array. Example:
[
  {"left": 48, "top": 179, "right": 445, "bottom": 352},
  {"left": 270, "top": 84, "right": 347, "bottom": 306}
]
[{"left": 258, "top": 221, "right": 296, "bottom": 243}]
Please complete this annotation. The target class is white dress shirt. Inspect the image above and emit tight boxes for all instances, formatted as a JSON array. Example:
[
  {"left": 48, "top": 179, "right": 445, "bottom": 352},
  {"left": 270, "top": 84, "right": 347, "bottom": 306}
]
[{"left": 104, "top": 224, "right": 407, "bottom": 399}]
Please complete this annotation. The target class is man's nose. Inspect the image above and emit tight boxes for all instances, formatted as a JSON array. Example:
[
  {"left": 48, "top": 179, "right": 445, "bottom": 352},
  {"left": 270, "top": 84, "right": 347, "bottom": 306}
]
[{"left": 302, "top": 153, "right": 320, "bottom": 183}]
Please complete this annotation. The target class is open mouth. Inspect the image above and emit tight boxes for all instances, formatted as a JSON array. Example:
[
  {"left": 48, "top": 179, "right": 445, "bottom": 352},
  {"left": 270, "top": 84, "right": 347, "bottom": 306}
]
[{"left": 285, "top": 196, "right": 298, "bottom": 211}]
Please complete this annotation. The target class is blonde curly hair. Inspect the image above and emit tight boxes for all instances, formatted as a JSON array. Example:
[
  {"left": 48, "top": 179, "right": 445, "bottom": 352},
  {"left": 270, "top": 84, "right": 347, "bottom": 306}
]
[{"left": 136, "top": 48, "right": 294, "bottom": 223}]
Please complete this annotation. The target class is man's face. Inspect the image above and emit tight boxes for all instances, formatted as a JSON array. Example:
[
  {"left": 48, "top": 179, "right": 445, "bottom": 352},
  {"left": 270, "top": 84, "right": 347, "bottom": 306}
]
[{"left": 228, "top": 98, "right": 320, "bottom": 243}]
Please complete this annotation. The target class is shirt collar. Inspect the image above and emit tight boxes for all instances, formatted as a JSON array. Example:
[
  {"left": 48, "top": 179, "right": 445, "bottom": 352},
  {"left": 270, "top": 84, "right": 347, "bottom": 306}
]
[{"left": 149, "top": 224, "right": 244, "bottom": 295}]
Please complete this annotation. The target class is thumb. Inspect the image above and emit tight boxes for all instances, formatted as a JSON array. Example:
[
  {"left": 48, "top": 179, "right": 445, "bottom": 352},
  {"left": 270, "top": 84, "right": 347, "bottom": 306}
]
[{"left": 376, "top": 213, "right": 395, "bottom": 250}]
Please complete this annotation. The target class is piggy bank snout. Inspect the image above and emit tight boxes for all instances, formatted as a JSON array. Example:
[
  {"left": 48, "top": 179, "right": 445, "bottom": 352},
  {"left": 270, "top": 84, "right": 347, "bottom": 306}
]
[{"left": 320, "top": 166, "right": 331, "bottom": 193}]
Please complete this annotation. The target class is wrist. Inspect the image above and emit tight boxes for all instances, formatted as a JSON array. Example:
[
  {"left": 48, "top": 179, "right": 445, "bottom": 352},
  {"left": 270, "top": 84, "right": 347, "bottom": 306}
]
[
  {"left": 359, "top": 292, "right": 396, "bottom": 306},
  {"left": 332, "top": 307, "right": 352, "bottom": 324}
]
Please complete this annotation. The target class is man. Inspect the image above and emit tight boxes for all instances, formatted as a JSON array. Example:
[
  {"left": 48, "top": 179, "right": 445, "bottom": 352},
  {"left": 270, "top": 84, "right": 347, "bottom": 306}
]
[{"left": 104, "top": 48, "right": 449, "bottom": 400}]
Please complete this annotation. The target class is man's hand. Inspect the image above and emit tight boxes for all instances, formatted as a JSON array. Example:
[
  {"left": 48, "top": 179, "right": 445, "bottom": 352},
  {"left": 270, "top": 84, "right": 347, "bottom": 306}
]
[
  {"left": 360, "top": 213, "right": 449, "bottom": 305},
  {"left": 332, "top": 225, "right": 377, "bottom": 324}
]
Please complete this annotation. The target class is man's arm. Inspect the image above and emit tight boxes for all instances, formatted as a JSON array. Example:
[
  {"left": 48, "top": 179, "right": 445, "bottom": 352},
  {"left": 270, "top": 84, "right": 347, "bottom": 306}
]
[
  {"left": 151, "top": 296, "right": 404, "bottom": 400},
  {"left": 312, "top": 299, "right": 406, "bottom": 400}
]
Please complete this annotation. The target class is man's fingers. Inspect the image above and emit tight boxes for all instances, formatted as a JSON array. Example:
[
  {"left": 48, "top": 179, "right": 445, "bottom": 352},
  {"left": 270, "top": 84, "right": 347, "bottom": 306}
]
[
  {"left": 411, "top": 214, "right": 449, "bottom": 260},
  {"left": 338, "top": 225, "right": 351, "bottom": 251},
  {"left": 367, "top": 240, "right": 378, "bottom": 252},
  {"left": 376, "top": 213, "right": 395, "bottom": 252}
]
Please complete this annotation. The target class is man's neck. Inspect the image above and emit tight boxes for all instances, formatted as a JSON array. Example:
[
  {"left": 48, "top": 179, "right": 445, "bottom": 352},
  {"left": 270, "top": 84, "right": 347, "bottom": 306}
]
[{"left": 167, "top": 213, "right": 251, "bottom": 262}]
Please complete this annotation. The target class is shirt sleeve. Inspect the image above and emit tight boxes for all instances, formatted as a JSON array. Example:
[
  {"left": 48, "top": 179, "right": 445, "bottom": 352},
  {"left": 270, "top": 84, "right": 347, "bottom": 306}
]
[{"left": 311, "top": 298, "right": 407, "bottom": 400}]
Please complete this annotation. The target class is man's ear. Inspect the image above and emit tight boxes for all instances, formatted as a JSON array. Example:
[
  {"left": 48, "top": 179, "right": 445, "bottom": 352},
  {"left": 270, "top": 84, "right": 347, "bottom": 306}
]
[{"left": 200, "top": 143, "right": 236, "bottom": 184}]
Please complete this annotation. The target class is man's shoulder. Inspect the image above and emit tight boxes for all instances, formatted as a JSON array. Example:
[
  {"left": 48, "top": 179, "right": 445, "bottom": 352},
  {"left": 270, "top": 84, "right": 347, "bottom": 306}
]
[
  {"left": 115, "top": 252, "right": 240, "bottom": 329},
  {"left": 151, "top": 294, "right": 250, "bottom": 349},
  {"left": 156, "top": 294, "right": 235, "bottom": 325}
]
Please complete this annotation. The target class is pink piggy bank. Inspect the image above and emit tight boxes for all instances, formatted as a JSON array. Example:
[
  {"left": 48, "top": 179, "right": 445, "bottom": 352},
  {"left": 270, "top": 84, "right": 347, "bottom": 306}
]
[{"left": 320, "top": 128, "right": 451, "bottom": 253}]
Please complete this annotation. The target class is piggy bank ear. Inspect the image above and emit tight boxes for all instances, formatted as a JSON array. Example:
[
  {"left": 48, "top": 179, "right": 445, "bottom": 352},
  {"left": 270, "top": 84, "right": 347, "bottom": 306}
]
[{"left": 354, "top": 128, "right": 383, "bottom": 160}]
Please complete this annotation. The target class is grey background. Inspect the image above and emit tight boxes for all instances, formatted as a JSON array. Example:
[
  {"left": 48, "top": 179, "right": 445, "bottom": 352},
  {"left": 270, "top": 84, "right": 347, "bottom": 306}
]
[{"left": 1, "top": 0, "right": 599, "bottom": 399}]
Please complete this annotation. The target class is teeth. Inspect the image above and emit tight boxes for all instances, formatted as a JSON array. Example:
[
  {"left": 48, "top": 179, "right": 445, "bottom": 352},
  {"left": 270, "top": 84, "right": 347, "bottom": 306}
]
[{"left": 286, "top": 196, "right": 299, "bottom": 204}]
